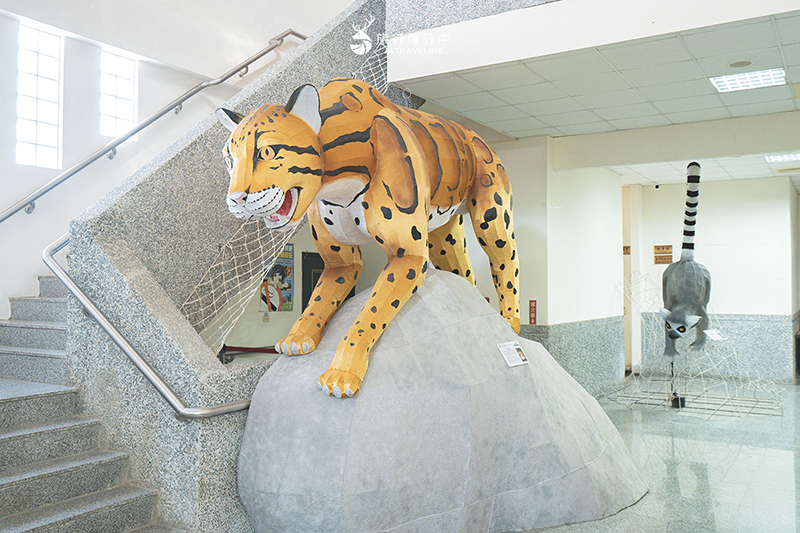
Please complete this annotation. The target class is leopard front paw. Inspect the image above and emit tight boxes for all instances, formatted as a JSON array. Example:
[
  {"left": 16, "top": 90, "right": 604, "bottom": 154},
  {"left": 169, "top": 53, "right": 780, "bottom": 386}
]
[
  {"left": 318, "top": 368, "right": 363, "bottom": 398},
  {"left": 275, "top": 333, "right": 317, "bottom": 356}
]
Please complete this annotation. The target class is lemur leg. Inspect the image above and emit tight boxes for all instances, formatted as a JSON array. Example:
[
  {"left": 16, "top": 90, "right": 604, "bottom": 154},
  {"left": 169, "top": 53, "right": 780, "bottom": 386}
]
[
  {"left": 276, "top": 202, "right": 362, "bottom": 355},
  {"left": 467, "top": 141, "right": 520, "bottom": 333},
  {"left": 319, "top": 109, "right": 430, "bottom": 398},
  {"left": 690, "top": 313, "right": 709, "bottom": 350},
  {"left": 428, "top": 214, "right": 476, "bottom": 284}
]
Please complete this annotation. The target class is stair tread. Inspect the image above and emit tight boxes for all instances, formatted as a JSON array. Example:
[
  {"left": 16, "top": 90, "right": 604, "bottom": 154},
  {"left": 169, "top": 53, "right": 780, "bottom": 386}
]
[
  {"left": 128, "top": 525, "right": 188, "bottom": 533},
  {"left": 9, "top": 296, "right": 68, "bottom": 303},
  {"left": 0, "top": 378, "right": 74, "bottom": 401},
  {"left": 0, "top": 346, "right": 66, "bottom": 358},
  {"left": 0, "top": 449, "right": 127, "bottom": 485},
  {"left": 0, "top": 416, "right": 99, "bottom": 440},
  {"left": 0, "top": 484, "right": 156, "bottom": 532},
  {"left": 0, "top": 320, "right": 67, "bottom": 330}
]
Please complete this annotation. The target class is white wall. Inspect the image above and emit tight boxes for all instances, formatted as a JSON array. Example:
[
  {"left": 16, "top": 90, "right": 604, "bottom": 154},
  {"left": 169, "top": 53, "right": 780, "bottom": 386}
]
[
  {"left": 640, "top": 176, "right": 795, "bottom": 315},
  {"left": 0, "top": 0, "right": 351, "bottom": 79},
  {"left": 0, "top": 13, "right": 238, "bottom": 318},
  {"left": 546, "top": 166, "right": 624, "bottom": 324}
]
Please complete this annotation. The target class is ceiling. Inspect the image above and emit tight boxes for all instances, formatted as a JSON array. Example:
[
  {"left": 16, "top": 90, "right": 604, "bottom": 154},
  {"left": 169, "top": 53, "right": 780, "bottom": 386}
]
[{"left": 396, "top": 9, "right": 800, "bottom": 187}]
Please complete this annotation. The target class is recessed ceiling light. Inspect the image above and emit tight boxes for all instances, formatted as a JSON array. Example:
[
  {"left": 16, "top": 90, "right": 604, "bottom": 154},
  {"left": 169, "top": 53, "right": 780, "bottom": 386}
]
[
  {"left": 709, "top": 68, "right": 786, "bottom": 93},
  {"left": 765, "top": 153, "right": 800, "bottom": 163},
  {"left": 728, "top": 60, "right": 752, "bottom": 68}
]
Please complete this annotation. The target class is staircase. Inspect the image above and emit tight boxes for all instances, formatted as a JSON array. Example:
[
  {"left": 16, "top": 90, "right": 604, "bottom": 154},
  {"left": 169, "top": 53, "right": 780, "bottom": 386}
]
[{"left": 0, "top": 277, "right": 182, "bottom": 533}]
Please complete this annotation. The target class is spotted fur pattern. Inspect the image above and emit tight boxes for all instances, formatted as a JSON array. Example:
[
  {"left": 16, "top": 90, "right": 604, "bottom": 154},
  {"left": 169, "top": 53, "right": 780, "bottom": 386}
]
[{"left": 217, "top": 79, "right": 519, "bottom": 397}]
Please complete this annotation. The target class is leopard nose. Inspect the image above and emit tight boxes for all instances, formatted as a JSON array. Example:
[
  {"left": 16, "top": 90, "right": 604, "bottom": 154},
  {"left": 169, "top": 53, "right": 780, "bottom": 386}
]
[{"left": 227, "top": 191, "right": 247, "bottom": 207}]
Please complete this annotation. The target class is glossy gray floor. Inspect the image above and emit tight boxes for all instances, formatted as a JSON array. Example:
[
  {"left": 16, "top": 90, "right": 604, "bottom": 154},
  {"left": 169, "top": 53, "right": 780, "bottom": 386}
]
[{"left": 535, "top": 383, "right": 799, "bottom": 533}]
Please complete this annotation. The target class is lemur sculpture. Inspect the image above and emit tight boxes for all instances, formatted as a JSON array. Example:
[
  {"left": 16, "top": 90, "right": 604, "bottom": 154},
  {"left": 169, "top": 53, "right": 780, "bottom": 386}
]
[
  {"left": 660, "top": 162, "right": 711, "bottom": 357},
  {"left": 216, "top": 79, "right": 520, "bottom": 398}
]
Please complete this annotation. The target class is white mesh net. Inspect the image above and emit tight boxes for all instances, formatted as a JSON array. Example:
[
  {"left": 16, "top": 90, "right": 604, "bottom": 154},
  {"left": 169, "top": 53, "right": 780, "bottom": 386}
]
[
  {"left": 352, "top": 35, "right": 388, "bottom": 93},
  {"left": 601, "top": 271, "right": 783, "bottom": 419},
  {"left": 180, "top": 218, "right": 303, "bottom": 356}
]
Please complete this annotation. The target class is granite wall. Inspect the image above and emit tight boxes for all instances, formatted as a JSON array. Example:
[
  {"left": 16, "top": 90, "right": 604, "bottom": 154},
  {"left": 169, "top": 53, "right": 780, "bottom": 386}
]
[
  {"left": 520, "top": 316, "right": 625, "bottom": 396},
  {"left": 65, "top": 0, "right": 390, "bottom": 531},
  {"left": 385, "top": 0, "right": 559, "bottom": 36},
  {"left": 640, "top": 312, "right": 796, "bottom": 383}
]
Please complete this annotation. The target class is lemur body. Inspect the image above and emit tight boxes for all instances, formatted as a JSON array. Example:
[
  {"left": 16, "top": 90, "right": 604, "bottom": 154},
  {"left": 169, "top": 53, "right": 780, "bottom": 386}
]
[{"left": 660, "top": 162, "right": 711, "bottom": 357}]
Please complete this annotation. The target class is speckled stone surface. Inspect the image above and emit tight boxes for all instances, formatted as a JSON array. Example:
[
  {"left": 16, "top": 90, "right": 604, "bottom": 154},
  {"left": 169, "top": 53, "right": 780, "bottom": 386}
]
[
  {"left": 520, "top": 316, "right": 625, "bottom": 396},
  {"left": 65, "top": 0, "right": 390, "bottom": 531},
  {"left": 239, "top": 271, "right": 647, "bottom": 533},
  {"left": 386, "top": 0, "right": 559, "bottom": 36},
  {"left": 640, "top": 312, "right": 795, "bottom": 382}
]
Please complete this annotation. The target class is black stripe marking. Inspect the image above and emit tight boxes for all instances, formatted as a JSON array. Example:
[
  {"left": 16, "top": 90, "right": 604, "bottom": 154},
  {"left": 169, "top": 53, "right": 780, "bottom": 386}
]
[
  {"left": 323, "top": 128, "right": 371, "bottom": 151},
  {"left": 289, "top": 166, "right": 323, "bottom": 176},
  {"left": 687, "top": 190, "right": 699, "bottom": 197},
  {"left": 325, "top": 165, "right": 372, "bottom": 177},
  {"left": 687, "top": 175, "right": 700, "bottom": 183},
  {"left": 410, "top": 119, "right": 443, "bottom": 197},
  {"left": 374, "top": 115, "right": 408, "bottom": 152}
]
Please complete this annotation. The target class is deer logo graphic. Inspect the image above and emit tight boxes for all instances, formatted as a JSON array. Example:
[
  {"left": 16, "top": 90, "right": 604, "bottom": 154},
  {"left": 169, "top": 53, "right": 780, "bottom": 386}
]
[{"left": 350, "top": 15, "right": 374, "bottom": 55}]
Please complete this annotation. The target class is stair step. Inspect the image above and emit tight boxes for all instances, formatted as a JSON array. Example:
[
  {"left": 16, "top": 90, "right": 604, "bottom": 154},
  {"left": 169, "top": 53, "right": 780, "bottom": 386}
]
[
  {"left": 37, "top": 277, "right": 68, "bottom": 299},
  {"left": 9, "top": 297, "right": 68, "bottom": 323},
  {"left": 0, "top": 484, "right": 157, "bottom": 533},
  {"left": 0, "top": 348, "right": 67, "bottom": 385},
  {"left": 0, "top": 379, "right": 79, "bottom": 428},
  {"left": 0, "top": 321, "right": 67, "bottom": 351},
  {"left": 128, "top": 526, "right": 188, "bottom": 533},
  {"left": 0, "top": 418, "right": 100, "bottom": 470},
  {"left": 0, "top": 450, "right": 128, "bottom": 519}
]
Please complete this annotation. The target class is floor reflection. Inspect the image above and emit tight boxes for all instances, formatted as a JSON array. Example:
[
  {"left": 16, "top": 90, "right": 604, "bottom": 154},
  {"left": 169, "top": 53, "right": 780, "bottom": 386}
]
[{"left": 535, "top": 384, "right": 799, "bottom": 533}]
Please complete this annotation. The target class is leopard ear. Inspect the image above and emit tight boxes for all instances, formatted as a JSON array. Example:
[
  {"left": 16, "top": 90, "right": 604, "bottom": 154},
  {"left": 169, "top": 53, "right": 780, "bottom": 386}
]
[
  {"left": 215, "top": 108, "right": 244, "bottom": 132},
  {"left": 285, "top": 84, "right": 321, "bottom": 134}
]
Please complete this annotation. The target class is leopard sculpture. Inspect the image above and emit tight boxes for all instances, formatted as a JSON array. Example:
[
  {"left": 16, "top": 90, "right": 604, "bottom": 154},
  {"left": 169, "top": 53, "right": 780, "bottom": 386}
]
[{"left": 216, "top": 79, "right": 520, "bottom": 398}]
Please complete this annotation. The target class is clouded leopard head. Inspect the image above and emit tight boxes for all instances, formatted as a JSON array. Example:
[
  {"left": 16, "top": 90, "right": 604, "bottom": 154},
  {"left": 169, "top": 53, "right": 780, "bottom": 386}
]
[{"left": 215, "top": 85, "right": 324, "bottom": 231}]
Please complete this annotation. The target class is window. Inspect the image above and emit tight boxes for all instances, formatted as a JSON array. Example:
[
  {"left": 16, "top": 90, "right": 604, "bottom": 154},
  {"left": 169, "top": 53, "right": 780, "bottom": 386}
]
[
  {"left": 16, "top": 25, "right": 62, "bottom": 169},
  {"left": 100, "top": 51, "right": 137, "bottom": 138}
]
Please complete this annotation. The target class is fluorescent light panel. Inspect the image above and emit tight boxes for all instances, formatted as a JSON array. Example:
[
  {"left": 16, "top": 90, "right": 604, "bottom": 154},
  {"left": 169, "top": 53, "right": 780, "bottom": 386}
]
[
  {"left": 765, "top": 153, "right": 800, "bottom": 163},
  {"left": 710, "top": 68, "right": 786, "bottom": 93}
]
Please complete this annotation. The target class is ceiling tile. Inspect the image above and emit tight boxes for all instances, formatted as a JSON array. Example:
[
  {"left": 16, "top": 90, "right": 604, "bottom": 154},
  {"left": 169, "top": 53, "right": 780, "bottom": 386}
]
[
  {"left": 556, "top": 122, "right": 617, "bottom": 136},
  {"left": 599, "top": 36, "right": 690, "bottom": 70},
  {"left": 608, "top": 115, "right": 672, "bottom": 130},
  {"left": 492, "top": 82, "right": 566, "bottom": 104},
  {"left": 695, "top": 47, "right": 783, "bottom": 78},
  {"left": 775, "top": 11, "right": 800, "bottom": 45},
  {"left": 717, "top": 84, "right": 793, "bottom": 106},
  {"left": 593, "top": 102, "right": 661, "bottom": 120},
  {"left": 653, "top": 94, "right": 724, "bottom": 114},
  {"left": 574, "top": 88, "right": 648, "bottom": 108},
  {"left": 464, "top": 105, "right": 527, "bottom": 123},
  {"left": 400, "top": 75, "right": 481, "bottom": 99},
  {"left": 436, "top": 91, "right": 507, "bottom": 112},
  {"left": 509, "top": 126, "right": 564, "bottom": 137},
  {"left": 487, "top": 116, "right": 549, "bottom": 132},
  {"left": 637, "top": 79, "right": 717, "bottom": 101},
  {"left": 538, "top": 110, "right": 604, "bottom": 127},
  {"left": 783, "top": 43, "right": 800, "bottom": 67},
  {"left": 727, "top": 99, "right": 796, "bottom": 117},
  {"left": 525, "top": 49, "right": 613, "bottom": 80},
  {"left": 620, "top": 61, "right": 705, "bottom": 87},
  {"left": 458, "top": 63, "right": 543, "bottom": 90},
  {"left": 681, "top": 19, "right": 776, "bottom": 58},
  {"left": 515, "top": 97, "right": 585, "bottom": 115},
  {"left": 665, "top": 107, "right": 730, "bottom": 124},
  {"left": 551, "top": 72, "right": 631, "bottom": 96}
]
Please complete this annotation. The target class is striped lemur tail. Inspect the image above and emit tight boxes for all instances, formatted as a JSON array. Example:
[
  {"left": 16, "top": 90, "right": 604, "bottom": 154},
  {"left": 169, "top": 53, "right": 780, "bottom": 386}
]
[{"left": 680, "top": 162, "right": 701, "bottom": 262}]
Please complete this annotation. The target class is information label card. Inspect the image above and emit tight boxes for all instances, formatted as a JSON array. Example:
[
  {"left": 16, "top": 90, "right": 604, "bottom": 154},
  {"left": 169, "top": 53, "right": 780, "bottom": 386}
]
[{"left": 497, "top": 341, "right": 528, "bottom": 367}]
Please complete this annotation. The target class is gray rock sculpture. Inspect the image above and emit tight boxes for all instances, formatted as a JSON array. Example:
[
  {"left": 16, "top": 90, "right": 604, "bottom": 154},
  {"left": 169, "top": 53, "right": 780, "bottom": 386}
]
[{"left": 238, "top": 269, "right": 647, "bottom": 533}]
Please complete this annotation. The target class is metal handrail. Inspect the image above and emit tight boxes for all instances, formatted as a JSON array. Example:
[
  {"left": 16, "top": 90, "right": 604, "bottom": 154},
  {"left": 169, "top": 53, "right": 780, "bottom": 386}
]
[
  {"left": 1, "top": 28, "right": 306, "bottom": 225},
  {"left": 44, "top": 235, "right": 252, "bottom": 420}
]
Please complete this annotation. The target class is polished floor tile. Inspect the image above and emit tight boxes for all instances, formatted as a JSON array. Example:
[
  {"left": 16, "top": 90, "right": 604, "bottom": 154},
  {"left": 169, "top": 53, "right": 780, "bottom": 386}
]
[{"left": 534, "top": 382, "right": 800, "bottom": 533}]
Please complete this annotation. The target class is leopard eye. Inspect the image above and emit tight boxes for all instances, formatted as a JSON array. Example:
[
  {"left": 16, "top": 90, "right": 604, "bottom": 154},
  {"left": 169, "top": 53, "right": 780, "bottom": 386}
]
[
  {"left": 257, "top": 146, "right": 276, "bottom": 162},
  {"left": 665, "top": 322, "right": 671, "bottom": 329},
  {"left": 677, "top": 326, "right": 686, "bottom": 333}
]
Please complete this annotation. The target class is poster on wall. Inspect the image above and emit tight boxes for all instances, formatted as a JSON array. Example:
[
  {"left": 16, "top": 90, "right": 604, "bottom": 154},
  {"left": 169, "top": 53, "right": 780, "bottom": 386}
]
[{"left": 261, "top": 244, "right": 294, "bottom": 313}]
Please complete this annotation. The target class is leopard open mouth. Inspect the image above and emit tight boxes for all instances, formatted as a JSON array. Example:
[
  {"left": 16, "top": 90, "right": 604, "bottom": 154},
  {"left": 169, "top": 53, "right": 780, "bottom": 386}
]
[{"left": 261, "top": 187, "right": 300, "bottom": 230}]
